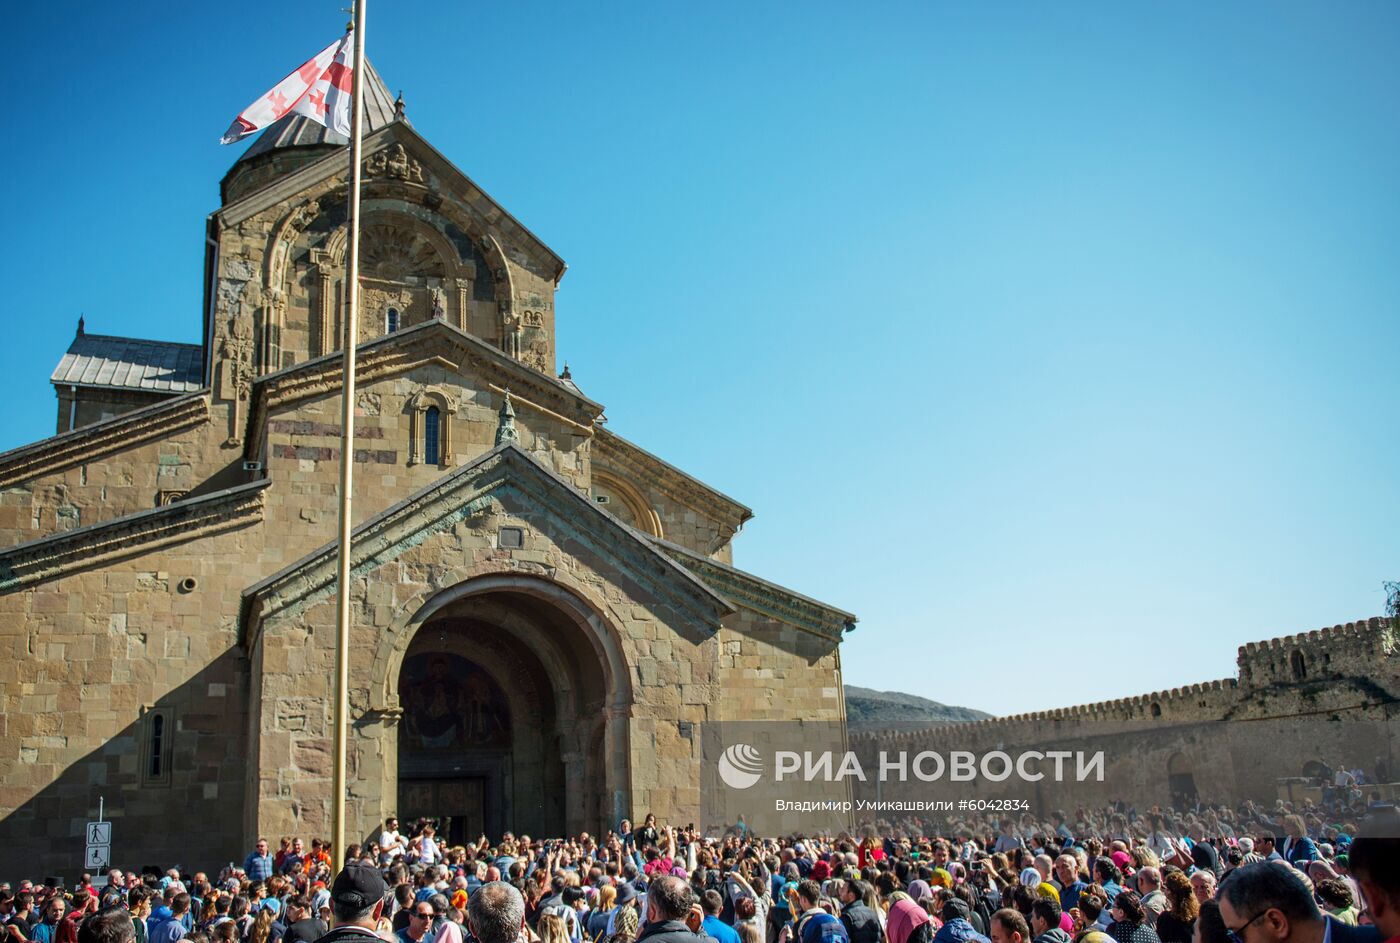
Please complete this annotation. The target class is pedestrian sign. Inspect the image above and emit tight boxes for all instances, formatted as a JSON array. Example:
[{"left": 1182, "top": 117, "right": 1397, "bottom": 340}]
[
  {"left": 85, "top": 843, "right": 110, "bottom": 870},
  {"left": 86, "top": 818, "right": 111, "bottom": 870}
]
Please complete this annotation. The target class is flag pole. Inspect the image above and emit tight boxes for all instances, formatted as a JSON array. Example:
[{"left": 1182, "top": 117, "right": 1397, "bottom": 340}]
[{"left": 332, "top": 0, "right": 367, "bottom": 868}]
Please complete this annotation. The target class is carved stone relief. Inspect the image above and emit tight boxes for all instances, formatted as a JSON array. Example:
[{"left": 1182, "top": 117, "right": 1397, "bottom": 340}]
[{"left": 364, "top": 143, "right": 424, "bottom": 184}]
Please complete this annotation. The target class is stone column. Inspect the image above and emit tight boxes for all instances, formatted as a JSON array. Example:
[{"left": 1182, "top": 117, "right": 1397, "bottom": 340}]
[
  {"left": 455, "top": 278, "right": 471, "bottom": 332},
  {"left": 605, "top": 706, "right": 632, "bottom": 828},
  {"left": 317, "top": 270, "right": 333, "bottom": 357},
  {"left": 561, "top": 748, "right": 587, "bottom": 834}
]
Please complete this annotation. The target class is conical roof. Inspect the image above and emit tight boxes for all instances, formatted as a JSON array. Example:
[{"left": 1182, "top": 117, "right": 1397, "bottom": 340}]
[{"left": 221, "top": 59, "right": 402, "bottom": 204}]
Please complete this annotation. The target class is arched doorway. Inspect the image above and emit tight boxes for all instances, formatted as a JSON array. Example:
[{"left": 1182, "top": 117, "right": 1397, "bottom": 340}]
[
  {"left": 1167, "top": 752, "right": 1198, "bottom": 808},
  {"left": 385, "top": 576, "right": 627, "bottom": 840},
  {"left": 397, "top": 651, "right": 514, "bottom": 843}
]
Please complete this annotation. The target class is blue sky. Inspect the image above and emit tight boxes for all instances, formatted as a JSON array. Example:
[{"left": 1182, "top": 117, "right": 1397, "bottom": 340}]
[{"left": 2, "top": 1, "right": 1397, "bottom": 716}]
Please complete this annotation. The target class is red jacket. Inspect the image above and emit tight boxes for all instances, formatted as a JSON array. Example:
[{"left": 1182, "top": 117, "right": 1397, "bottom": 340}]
[{"left": 56, "top": 909, "right": 87, "bottom": 943}]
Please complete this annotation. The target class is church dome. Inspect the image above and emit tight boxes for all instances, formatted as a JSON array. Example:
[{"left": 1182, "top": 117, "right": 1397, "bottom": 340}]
[{"left": 220, "top": 59, "right": 402, "bottom": 205}]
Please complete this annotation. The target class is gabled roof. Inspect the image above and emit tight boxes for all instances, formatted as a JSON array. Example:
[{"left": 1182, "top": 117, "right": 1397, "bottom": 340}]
[
  {"left": 217, "top": 119, "right": 566, "bottom": 282},
  {"left": 0, "top": 391, "right": 209, "bottom": 489},
  {"left": 241, "top": 443, "right": 735, "bottom": 644},
  {"left": 652, "top": 536, "right": 857, "bottom": 641},
  {"left": 51, "top": 332, "right": 203, "bottom": 394},
  {"left": 0, "top": 479, "right": 268, "bottom": 592},
  {"left": 244, "top": 319, "right": 603, "bottom": 460},
  {"left": 593, "top": 427, "right": 752, "bottom": 552}
]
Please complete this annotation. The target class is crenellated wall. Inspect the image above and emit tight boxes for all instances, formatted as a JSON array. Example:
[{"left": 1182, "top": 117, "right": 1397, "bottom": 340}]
[
  {"left": 851, "top": 617, "right": 1399, "bottom": 811},
  {"left": 1237, "top": 618, "right": 1395, "bottom": 689}
]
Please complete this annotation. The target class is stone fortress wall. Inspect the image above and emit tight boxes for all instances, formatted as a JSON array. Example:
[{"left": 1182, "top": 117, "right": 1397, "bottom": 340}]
[{"left": 850, "top": 617, "right": 1399, "bottom": 812}]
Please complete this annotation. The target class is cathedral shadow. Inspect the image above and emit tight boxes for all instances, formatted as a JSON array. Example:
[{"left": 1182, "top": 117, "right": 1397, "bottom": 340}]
[
  {"left": 185, "top": 458, "right": 262, "bottom": 499},
  {"left": 1, "top": 648, "right": 251, "bottom": 884}
]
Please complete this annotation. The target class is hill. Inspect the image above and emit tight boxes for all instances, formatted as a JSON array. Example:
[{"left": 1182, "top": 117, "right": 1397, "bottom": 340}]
[{"left": 844, "top": 685, "right": 991, "bottom": 733}]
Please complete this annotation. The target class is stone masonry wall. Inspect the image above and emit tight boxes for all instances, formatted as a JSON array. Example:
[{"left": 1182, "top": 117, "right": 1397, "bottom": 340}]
[
  {"left": 715, "top": 610, "right": 844, "bottom": 723},
  {"left": 0, "top": 398, "right": 239, "bottom": 552},
  {"left": 248, "top": 475, "right": 728, "bottom": 842},
  {"left": 0, "top": 521, "right": 267, "bottom": 881},
  {"left": 852, "top": 618, "right": 1398, "bottom": 812},
  {"left": 255, "top": 368, "right": 590, "bottom": 568},
  {"left": 54, "top": 387, "right": 169, "bottom": 436}
]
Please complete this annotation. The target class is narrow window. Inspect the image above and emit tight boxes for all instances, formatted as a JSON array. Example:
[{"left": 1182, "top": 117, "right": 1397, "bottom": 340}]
[
  {"left": 1290, "top": 649, "right": 1307, "bottom": 680},
  {"left": 149, "top": 714, "right": 165, "bottom": 777},
  {"left": 142, "top": 708, "right": 172, "bottom": 786},
  {"left": 424, "top": 406, "right": 440, "bottom": 465},
  {"left": 387, "top": 307, "right": 400, "bottom": 333}
]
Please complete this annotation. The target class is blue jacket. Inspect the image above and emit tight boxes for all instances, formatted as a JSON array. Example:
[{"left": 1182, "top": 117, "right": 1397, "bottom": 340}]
[
  {"left": 796, "top": 912, "right": 848, "bottom": 943},
  {"left": 933, "top": 919, "right": 990, "bottom": 943},
  {"left": 1283, "top": 837, "right": 1320, "bottom": 865}
]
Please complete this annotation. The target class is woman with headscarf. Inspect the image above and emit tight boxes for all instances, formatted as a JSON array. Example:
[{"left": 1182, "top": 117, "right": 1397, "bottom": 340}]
[
  {"left": 887, "top": 898, "right": 935, "bottom": 943},
  {"left": 603, "top": 907, "right": 638, "bottom": 943},
  {"left": 430, "top": 916, "right": 464, "bottom": 943}
]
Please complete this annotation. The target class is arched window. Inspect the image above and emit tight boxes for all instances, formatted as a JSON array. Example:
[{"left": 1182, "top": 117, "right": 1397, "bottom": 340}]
[
  {"left": 409, "top": 388, "right": 457, "bottom": 467},
  {"left": 1290, "top": 649, "right": 1307, "bottom": 680},
  {"left": 424, "top": 406, "right": 440, "bottom": 466},
  {"left": 149, "top": 713, "right": 165, "bottom": 777},
  {"left": 142, "top": 708, "right": 172, "bottom": 786},
  {"left": 387, "top": 307, "right": 400, "bottom": 333}
]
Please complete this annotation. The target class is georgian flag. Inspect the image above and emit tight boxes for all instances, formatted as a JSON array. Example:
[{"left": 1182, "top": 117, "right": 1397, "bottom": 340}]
[{"left": 221, "top": 33, "right": 355, "bottom": 144}]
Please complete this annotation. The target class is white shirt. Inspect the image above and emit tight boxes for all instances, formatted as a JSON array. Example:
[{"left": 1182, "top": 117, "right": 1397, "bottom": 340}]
[{"left": 380, "top": 829, "right": 406, "bottom": 860}]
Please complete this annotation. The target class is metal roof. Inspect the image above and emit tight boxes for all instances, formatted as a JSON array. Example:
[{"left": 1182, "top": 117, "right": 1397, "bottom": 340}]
[
  {"left": 230, "top": 59, "right": 401, "bottom": 168},
  {"left": 51, "top": 332, "right": 204, "bottom": 394}
]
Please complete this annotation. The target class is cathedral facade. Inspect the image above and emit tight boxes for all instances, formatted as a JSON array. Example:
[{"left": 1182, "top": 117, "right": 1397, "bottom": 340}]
[{"left": 0, "top": 65, "right": 855, "bottom": 878}]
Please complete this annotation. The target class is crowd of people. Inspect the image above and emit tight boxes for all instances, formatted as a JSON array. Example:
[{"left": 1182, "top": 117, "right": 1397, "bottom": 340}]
[{"left": 2, "top": 801, "right": 1396, "bottom": 943}]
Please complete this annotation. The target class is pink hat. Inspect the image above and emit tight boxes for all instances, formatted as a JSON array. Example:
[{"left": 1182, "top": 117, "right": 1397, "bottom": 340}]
[{"left": 1110, "top": 851, "right": 1132, "bottom": 870}]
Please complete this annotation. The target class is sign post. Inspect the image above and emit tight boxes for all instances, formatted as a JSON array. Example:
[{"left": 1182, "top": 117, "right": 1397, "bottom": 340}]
[{"left": 85, "top": 797, "right": 110, "bottom": 873}]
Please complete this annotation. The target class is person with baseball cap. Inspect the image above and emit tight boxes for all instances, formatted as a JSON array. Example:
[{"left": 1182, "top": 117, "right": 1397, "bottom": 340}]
[{"left": 313, "top": 865, "right": 389, "bottom": 943}]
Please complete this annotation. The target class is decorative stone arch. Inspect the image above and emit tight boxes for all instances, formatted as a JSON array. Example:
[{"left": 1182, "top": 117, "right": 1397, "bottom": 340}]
[
  {"left": 406, "top": 385, "right": 459, "bottom": 467},
  {"left": 367, "top": 569, "right": 635, "bottom": 834},
  {"left": 369, "top": 570, "right": 634, "bottom": 716},
  {"left": 423, "top": 191, "right": 520, "bottom": 352},
  {"left": 262, "top": 173, "right": 526, "bottom": 359},
  {"left": 253, "top": 197, "right": 326, "bottom": 372},
  {"left": 311, "top": 206, "right": 474, "bottom": 345},
  {"left": 591, "top": 468, "right": 663, "bottom": 538}
]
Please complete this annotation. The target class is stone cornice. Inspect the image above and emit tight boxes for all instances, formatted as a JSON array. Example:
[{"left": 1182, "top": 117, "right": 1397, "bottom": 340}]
[
  {"left": 0, "top": 480, "right": 268, "bottom": 592},
  {"left": 218, "top": 122, "right": 567, "bottom": 283},
  {"left": 0, "top": 392, "right": 211, "bottom": 488},
  {"left": 245, "top": 321, "right": 603, "bottom": 461},
  {"left": 241, "top": 444, "right": 733, "bottom": 647},
  {"left": 652, "top": 537, "right": 856, "bottom": 642},
  {"left": 593, "top": 428, "right": 753, "bottom": 551}
]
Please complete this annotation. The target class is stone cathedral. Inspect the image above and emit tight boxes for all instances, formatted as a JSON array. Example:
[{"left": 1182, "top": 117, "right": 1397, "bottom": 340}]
[{"left": 0, "top": 64, "right": 856, "bottom": 878}]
